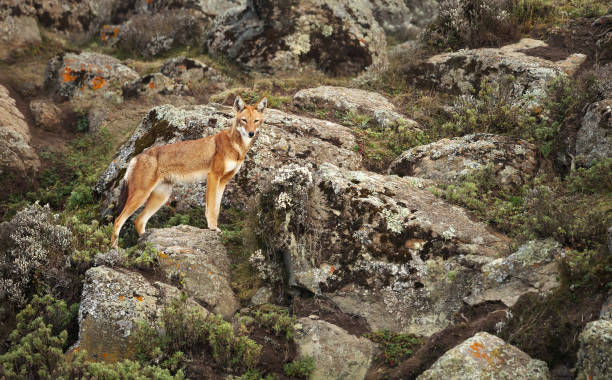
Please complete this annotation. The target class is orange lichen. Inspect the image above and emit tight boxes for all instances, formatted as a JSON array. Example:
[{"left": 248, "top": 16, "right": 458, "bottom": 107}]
[
  {"left": 149, "top": 81, "right": 155, "bottom": 89},
  {"left": 91, "top": 76, "right": 106, "bottom": 90},
  {"left": 158, "top": 252, "right": 168, "bottom": 259},
  {"left": 329, "top": 266, "right": 335, "bottom": 274},
  {"left": 119, "top": 295, "right": 125, "bottom": 301},
  {"left": 179, "top": 65, "right": 186, "bottom": 71},
  {"left": 469, "top": 341, "right": 488, "bottom": 359},
  {"left": 135, "top": 295, "right": 143, "bottom": 302},
  {"left": 62, "top": 67, "right": 77, "bottom": 82},
  {"left": 209, "top": 271, "right": 213, "bottom": 275}
]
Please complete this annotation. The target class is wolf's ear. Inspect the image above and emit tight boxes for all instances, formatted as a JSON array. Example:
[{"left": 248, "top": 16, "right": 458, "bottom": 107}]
[
  {"left": 234, "top": 96, "right": 246, "bottom": 113},
  {"left": 257, "top": 97, "right": 268, "bottom": 112}
]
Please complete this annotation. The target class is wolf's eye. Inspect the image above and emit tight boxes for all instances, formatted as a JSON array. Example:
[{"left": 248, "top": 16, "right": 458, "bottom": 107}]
[
  {"left": 255, "top": 119, "right": 260, "bottom": 123},
  {"left": 241, "top": 118, "right": 247, "bottom": 123}
]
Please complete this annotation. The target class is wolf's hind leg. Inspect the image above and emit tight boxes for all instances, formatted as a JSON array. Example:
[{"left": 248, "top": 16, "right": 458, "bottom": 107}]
[{"left": 135, "top": 182, "right": 173, "bottom": 235}]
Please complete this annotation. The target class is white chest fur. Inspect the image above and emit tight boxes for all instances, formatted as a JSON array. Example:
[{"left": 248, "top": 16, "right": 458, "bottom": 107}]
[{"left": 224, "top": 159, "right": 243, "bottom": 175}]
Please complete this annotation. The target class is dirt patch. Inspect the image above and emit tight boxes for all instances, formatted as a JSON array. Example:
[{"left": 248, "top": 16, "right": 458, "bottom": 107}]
[
  {"left": 367, "top": 302, "right": 507, "bottom": 380},
  {"left": 249, "top": 326, "right": 297, "bottom": 379},
  {"left": 292, "top": 297, "right": 371, "bottom": 337}
]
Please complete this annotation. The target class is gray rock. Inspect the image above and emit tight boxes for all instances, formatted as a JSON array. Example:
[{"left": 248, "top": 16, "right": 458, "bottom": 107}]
[
  {"left": 294, "top": 316, "right": 376, "bottom": 380},
  {"left": 258, "top": 163, "right": 508, "bottom": 335},
  {"left": 161, "top": 56, "right": 228, "bottom": 89},
  {"left": 406, "top": 38, "right": 586, "bottom": 106},
  {"left": 0, "top": 84, "right": 39, "bottom": 177},
  {"left": 94, "top": 103, "right": 361, "bottom": 221},
  {"left": 29, "top": 99, "right": 63, "bottom": 131},
  {"left": 142, "top": 225, "right": 238, "bottom": 318},
  {"left": 465, "top": 239, "right": 563, "bottom": 307},
  {"left": 0, "top": 16, "right": 40, "bottom": 60},
  {"left": 366, "top": 0, "right": 437, "bottom": 40},
  {"left": 417, "top": 332, "right": 550, "bottom": 379},
  {"left": 122, "top": 72, "right": 189, "bottom": 98},
  {"left": 250, "top": 286, "right": 273, "bottom": 306},
  {"left": 207, "top": 0, "right": 387, "bottom": 75},
  {"left": 575, "top": 319, "right": 612, "bottom": 380},
  {"left": 293, "top": 85, "right": 419, "bottom": 129},
  {"left": 389, "top": 134, "right": 539, "bottom": 190},
  {"left": 44, "top": 52, "right": 138, "bottom": 101},
  {"left": 576, "top": 99, "right": 612, "bottom": 167},
  {"left": 75, "top": 265, "right": 208, "bottom": 362}
]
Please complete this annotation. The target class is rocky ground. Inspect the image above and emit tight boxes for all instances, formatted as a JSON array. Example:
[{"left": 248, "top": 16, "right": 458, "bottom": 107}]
[{"left": 1, "top": 1, "right": 611, "bottom": 379}]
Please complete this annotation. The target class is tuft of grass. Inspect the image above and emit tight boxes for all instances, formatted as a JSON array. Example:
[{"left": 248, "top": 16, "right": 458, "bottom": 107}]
[
  {"left": 283, "top": 356, "right": 315, "bottom": 379},
  {"left": 364, "top": 330, "right": 422, "bottom": 367}
]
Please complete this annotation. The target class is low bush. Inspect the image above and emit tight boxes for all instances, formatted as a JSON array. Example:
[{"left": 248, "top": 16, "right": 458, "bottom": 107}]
[
  {"left": 283, "top": 356, "right": 315, "bottom": 379},
  {"left": 364, "top": 330, "right": 422, "bottom": 367}
]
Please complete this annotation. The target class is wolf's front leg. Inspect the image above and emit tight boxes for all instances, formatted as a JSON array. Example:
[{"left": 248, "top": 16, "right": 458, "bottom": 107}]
[{"left": 205, "top": 173, "right": 222, "bottom": 232}]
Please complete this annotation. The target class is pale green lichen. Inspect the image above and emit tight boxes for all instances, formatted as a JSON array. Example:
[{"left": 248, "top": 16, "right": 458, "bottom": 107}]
[{"left": 381, "top": 207, "right": 410, "bottom": 234}]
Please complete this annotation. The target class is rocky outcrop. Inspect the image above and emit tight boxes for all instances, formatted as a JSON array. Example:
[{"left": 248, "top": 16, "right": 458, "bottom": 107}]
[
  {"left": 417, "top": 332, "right": 550, "bottom": 379},
  {"left": 576, "top": 99, "right": 611, "bottom": 167},
  {"left": 465, "top": 239, "right": 563, "bottom": 307},
  {"left": 142, "top": 225, "right": 238, "bottom": 318},
  {"left": 574, "top": 319, "right": 612, "bottom": 380},
  {"left": 293, "top": 86, "right": 418, "bottom": 128},
  {"left": 207, "top": 0, "right": 387, "bottom": 75},
  {"left": 258, "top": 163, "right": 508, "bottom": 335},
  {"left": 406, "top": 38, "right": 586, "bottom": 105},
  {"left": 294, "top": 316, "right": 376, "bottom": 380},
  {"left": 0, "top": 15, "right": 40, "bottom": 60},
  {"left": 366, "top": 0, "right": 438, "bottom": 40},
  {"left": 161, "top": 56, "right": 228, "bottom": 89},
  {"left": 95, "top": 103, "right": 361, "bottom": 221},
  {"left": 0, "top": 84, "right": 40, "bottom": 177},
  {"left": 75, "top": 265, "right": 208, "bottom": 362},
  {"left": 389, "top": 134, "right": 539, "bottom": 189},
  {"left": 44, "top": 52, "right": 139, "bottom": 101}
]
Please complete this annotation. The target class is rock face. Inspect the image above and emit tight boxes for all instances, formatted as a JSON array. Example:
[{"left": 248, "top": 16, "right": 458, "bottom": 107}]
[
  {"left": 574, "top": 319, "right": 612, "bottom": 380},
  {"left": 293, "top": 85, "right": 417, "bottom": 128},
  {"left": 258, "top": 163, "right": 508, "bottom": 335},
  {"left": 465, "top": 239, "right": 563, "bottom": 307},
  {"left": 207, "top": 0, "right": 387, "bottom": 75},
  {"left": 576, "top": 99, "right": 611, "bottom": 167},
  {"left": 388, "top": 134, "right": 539, "bottom": 189},
  {"left": 406, "top": 38, "right": 586, "bottom": 104},
  {"left": 76, "top": 265, "right": 208, "bottom": 362},
  {"left": 0, "top": 84, "right": 40, "bottom": 177},
  {"left": 0, "top": 16, "right": 41, "bottom": 60},
  {"left": 44, "top": 52, "right": 139, "bottom": 101},
  {"left": 294, "top": 316, "right": 376, "bottom": 380},
  {"left": 95, "top": 103, "right": 361, "bottom": 221},
  {"left": 417, "top": 332, "right": 550, "bottom": 379},
  {"left": 142, "top": 225, "right": 239, "bottom": 318},
  {"left": 366, "top": 0, "right": 438, "bottom": 40}
]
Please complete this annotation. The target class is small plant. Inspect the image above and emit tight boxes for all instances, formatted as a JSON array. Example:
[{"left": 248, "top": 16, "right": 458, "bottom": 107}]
[
  {"left": 123, "top": 242, "right": 160, "bottom": 270},
  {"left": 252, "top": 304, "right": 296, "bottom": 340},
  {"left": 283, "top": 356, "right": 315, "bottom": 379},
  {"left": 364, "top": 330, "right": 422, "bottom": 367}
]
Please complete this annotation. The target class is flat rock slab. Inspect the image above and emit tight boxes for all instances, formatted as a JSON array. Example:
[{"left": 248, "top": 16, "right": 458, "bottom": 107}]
[
  {"left": 76, "top": 265, "right": 207, "bottom": 362},
  {"left": 389, "top": 133, "right": 539, "bottom": 190},
  {"left": 417, "top": 332, "right": 550, "bottom": 379},
  {"left": 575, "top": 319, "right": 612, "bottom": 380},
  {"left": 142, "top": 225, "right": 238, "bottom": 318},
  {"left": 294, "top": 316, "right": 376, "bottom": 380},
  {"left": 95, "top": 103, "right": 361, "bottom": 221},
  {"left": 293, "top": 85, "right": 417, "bottom": 128}
]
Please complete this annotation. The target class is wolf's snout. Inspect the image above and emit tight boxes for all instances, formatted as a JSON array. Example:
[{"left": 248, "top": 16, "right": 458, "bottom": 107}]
[{"left": 248, "top": 131, "right": 255, "bottom": 138}]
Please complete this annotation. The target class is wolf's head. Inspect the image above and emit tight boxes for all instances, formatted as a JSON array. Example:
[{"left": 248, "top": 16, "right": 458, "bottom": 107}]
[{"left": 233, "top": 95, "right": 267, "bottom": 140}]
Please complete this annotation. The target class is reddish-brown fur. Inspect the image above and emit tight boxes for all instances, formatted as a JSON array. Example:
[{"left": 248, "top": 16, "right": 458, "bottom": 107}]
[{"left": 111, "top": 96, "right": 267, "bottom": 247}]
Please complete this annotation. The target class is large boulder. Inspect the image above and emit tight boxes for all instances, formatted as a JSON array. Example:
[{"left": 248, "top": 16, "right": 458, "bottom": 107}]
[
  {"left": 0, "top": 15, "right": 40, "bottom": 60},
  {"left": 293, "top": 85, "right": 418, "bottom": 128},
  {"left": 75, "top": 265, "right": 208, "bottom": 362},
  {"left": 388, "top": 134, "right": 539, "bottom": 190},
  {"left": 95, "top": 103, "right": 361, "bottom": 221},
  {"left": 142, "top": 226, "right": 239, "bottom": 318},
  {"left": 206, "top": 0, "right": 388, "bottom": 75},
  {"left": 0, "top": 84, "right": 40, "bottom": 177},
  {"left": 574, "top": 319, "right": 612, "bottom": 380},
  {"left": 576, "top": 99, "right": 611, "bottom": 167},
  {"left": 44, "top": 52, "right": 139, "bottom": 101},
  {"left": 417, "top": 332, "right": 550, "bottom": 379},
  {"left": 406, "top": 38, "right": 586, "bottom": 105},
  {"left": 464, "top": 239, "right": 563, "bottom": 307},
  {"left": 258, "top": 163, "right": 508, "bottom": 335},
  {"left": 294, "top": 316, "right": 377, "bottom": 380}
]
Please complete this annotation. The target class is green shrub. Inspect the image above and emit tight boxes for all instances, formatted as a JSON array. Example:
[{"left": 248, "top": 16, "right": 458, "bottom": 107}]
[
  {"left": 283, "top": 356, "right": 315, "bottom": 379},
  {"left": 364, "top": 330, "right": 422, "bottom": 367},
  {"left": 252, "top": 304, "right": 296, "bottom": 340}
]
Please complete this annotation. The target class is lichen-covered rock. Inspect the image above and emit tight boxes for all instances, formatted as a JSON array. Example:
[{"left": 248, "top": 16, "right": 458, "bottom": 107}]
[
  {"left": 29, "top": 99, "right": 64, "bottom": 131},
  {"left": 366, "top": 0, "right": 438, "bottom": 40},
  {"left": 207, "top": 0, "right": 387, "bottom": 75},
  {"left": 417, "top": 332, "right": 550, "bottom": 379},
  {"left": 0, "top": 84, "right": 40, "bottom": 176},
  {"left": 388, "top": 134, "right": 539, "bottom": 189},
  {"left": 94, "top": 103, "right": 361, "bottom": 221},
  {"left": 0, "top": 16, "right": 40, "bottom": 60},
  {"left": 44, "top": 52, "right": 138, "bottom": 101},
  {"left": 142, "top": 225, "right": 238, "bottom": 318},
  {"left": 75, "top": 265, "right": 208, "bottom": 362},
  {"left": 576, "top": 99, "right": 612, "bottom": 167},
  {"left": 161, "top": 56, "right": 228, "bottom": 89},
  {"left": 294, "top": 316, "right": 376, "bottom": 380},
  {"left": 574, "top": 319, "right": 612, "bottom": 380},
  {"left": 406, "top": 38, "right": 586, "bottom": 105},
  {"left": 258, "top": 163, "right": 508, "bottom": 335},
  {"left": 293, "top": 85, "right": 418, "bottom": 129},
  {"left": 465, "top": 239, "right": 563, "bottom": 307},
  {"left": 122, "top": 72, "right": 189, "bottom": 98},
  {"left": 250, "top": 286, "right": 273, "bottom": 306}
]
